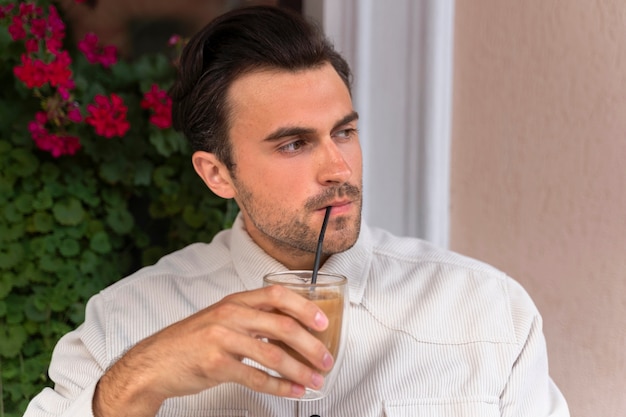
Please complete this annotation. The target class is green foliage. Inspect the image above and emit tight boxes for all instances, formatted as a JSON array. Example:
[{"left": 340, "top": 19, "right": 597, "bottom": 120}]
[{"left": 0, "top": 1, "right": 237, "bottom": 415}]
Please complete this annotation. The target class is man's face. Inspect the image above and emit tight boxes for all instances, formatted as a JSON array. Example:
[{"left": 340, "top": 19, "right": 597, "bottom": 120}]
[{"left": 226, "top": 63, "right": 363, "bottom": 269}]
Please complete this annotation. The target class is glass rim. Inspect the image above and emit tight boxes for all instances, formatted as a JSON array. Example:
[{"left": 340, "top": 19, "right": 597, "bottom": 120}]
[{"left": 263, "top": 270, "right": 347, "bottom": 288}]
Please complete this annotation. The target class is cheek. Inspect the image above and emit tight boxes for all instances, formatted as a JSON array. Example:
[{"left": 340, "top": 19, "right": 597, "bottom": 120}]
[{"left": 347, "top": 146, "right": 363, "bottom": 177}]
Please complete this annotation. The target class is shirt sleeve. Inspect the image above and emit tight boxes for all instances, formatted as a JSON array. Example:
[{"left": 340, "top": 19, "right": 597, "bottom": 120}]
[
  {"left": 23, "top": 294, "right": 109, "bottom": 417},
  {"left": 500, "top": 278, "right": 570, "bottom": 417}
]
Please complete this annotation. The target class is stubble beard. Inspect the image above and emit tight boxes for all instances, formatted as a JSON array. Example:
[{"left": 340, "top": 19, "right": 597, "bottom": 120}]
[{"left": 234, "top": 181, "right": 362, "bottom": 258}]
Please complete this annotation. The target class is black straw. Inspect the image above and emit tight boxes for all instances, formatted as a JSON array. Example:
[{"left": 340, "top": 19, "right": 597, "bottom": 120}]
[{"left": 311, "top": 206, "right": 332, "bottom": 284}]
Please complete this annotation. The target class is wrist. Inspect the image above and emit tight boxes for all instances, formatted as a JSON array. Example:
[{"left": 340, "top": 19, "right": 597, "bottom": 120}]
[{"left": 93, "top": 351, "right": 166, "bottom": 417}]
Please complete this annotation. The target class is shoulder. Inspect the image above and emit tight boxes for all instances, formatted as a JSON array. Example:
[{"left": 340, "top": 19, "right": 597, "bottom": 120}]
[
  {"left": 106, "top": 228, "right": 232, "bottom": 290},
  {"left": 362, "top": 225, "right": 538, "bottom": 345},
  {"left": 79, "top": 229, "right": 238, "bottom": 352},
  {"left": 367, "top": 226, "right": 503, "bottom": 276}
]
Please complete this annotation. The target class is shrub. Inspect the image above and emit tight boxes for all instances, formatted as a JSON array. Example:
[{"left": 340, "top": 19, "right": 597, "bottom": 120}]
[{"left": 0, "top": 1, "right": 235, "bottom": 415}]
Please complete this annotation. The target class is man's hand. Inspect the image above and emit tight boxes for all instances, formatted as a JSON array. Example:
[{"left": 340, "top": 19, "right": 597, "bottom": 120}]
[{"left": 93, "top": 285, "right": 332, "bottom": 417}]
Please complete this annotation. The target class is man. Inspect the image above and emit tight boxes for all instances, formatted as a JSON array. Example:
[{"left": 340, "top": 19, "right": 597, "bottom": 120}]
[{"left": 25, "top": 5, "right": 569, "bottom": 417}]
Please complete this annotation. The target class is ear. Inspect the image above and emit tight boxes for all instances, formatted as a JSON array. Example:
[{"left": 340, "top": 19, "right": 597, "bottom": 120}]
[{"left": 192, "top": 151, "right": 236, "bottom": 199}]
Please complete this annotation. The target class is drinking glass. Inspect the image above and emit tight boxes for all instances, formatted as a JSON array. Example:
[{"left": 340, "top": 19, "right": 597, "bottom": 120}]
[{"left": 263, "top": 270, "right": 349, "bottom": 400}]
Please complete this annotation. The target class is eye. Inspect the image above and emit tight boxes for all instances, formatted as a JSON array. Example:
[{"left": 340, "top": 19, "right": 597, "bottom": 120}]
[
  {"left": 333, "top": 128, "right": 358, "bottom": 141},
  {"left": 277, "top": 139, "right": 307, "bottom": 154}
]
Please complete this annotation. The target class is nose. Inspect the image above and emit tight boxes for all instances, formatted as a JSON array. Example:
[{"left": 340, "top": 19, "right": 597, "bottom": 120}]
[{"left": 316, "top": 138, "right": 352, "bottom": 185}]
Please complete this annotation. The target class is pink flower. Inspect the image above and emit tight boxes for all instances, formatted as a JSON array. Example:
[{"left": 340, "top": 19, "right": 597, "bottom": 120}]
[
  {"left": 13, "top": 51, "right": 75, "bottom": 92},
  {"left": 28, "top": 112, "right": 81, "bottom": 157},
  {"left": 78, "top": 32, "right": 118, "bottom": 68},
  {"left": 67, "top": 106, "right": 83, "bottom": 123},
  {"left": 0, "top": 4, "right": 15, "bottom": 19},
  {"left": 14, "top": 54, "right": 47, "bottom": 88},
  {"left": 46, "top": 6, "right": 64, "bottom": 32},
  {"left": 167, "top": 34, "right": 181, "bottom": 46},
  {"left": 18, "top": 3, "right": 39, "bottom": 18},
  {"left": 30, "top": 17, "right": 46, "bottom": 38},
  {"left": 78, "top": 32, "right": 98, "bottom": 62},
  {"left": 99, "top": 45, "right": 117, "bottom": 68},
  {"left": 25, "top": 38, "right": 39, "bottom": 53},
  {"left": 8, "top": 16, "right": 26, "bottom": 40},
  {"left": 141, "top": 84, "right": 172, "bottom": 129},
  {"left": 46, "top": 51, "right": 73, "bottom": 88},
  {"left": 45, "top": 37, "right": 63, "bottom": 55},
  {"left": 85, "top": 94, "right": 130, "bottom": 138}
]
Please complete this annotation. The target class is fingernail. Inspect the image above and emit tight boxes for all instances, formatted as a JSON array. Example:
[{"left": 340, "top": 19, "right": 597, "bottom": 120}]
[
  {"left": 322, "top": 352, "right": 334, "bottom": 369},
  {"left": 314, "top": 311, "right": 328, "bottom": 328},
  {"left": 311, "top": 372, "right": 324, "bottom": 389},
  {"left": 291, "top": 384, "right": 305, "bottom": 397}
]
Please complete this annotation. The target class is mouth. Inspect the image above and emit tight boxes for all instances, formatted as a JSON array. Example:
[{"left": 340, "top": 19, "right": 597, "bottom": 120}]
[{"left": 317, "top": 200, "right": 353, "bottom": 216}]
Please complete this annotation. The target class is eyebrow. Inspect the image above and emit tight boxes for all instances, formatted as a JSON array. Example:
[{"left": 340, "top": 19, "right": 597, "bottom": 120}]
[{"left": 262, "top": 111, "right": 359, "bottom": 142}]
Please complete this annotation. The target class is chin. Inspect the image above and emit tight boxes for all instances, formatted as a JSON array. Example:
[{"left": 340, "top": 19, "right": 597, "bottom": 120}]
[{"left": 326, "top": 228, "right": 360, "bottom": 254}]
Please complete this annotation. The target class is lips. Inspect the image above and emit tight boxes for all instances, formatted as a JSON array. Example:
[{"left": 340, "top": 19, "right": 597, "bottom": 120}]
[{"left": 320, "top": 200, "right": 353, "bottom": 215}]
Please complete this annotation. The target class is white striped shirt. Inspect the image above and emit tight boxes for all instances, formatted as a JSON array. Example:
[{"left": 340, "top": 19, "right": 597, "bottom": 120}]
[{"left": 25, "top": 216, "right": 569, "bottom": 417}]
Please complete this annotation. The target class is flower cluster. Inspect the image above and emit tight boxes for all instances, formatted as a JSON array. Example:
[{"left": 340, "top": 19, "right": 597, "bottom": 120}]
[
  {"left": 78, "top": 32, "right": 118, "bottom": 68},
  {"left": 85, "top": 94, "right": 130, "bottom": 137},
  {"left": 0, "top": 1, "right": 175, "bottom": 158},
  {"left": 141, "top": 84, "right": 173, "bottom": 129},
  {"left": 8, "top": 3, "right": 72, "bottom": 96}
]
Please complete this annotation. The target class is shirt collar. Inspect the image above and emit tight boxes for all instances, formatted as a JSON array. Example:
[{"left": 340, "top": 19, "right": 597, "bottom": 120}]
[{"left": 229, "top": 214, "right": 371, "bottom": 305}]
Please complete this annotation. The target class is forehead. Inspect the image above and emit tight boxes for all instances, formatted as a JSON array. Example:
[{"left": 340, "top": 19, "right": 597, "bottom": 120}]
[{"left": 226, "top": 63, "right": 354, "bottom": 134}]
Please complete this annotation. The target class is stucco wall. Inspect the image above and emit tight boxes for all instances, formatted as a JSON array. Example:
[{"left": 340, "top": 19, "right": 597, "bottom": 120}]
[{"left": 450, "top": 1, "right": 626, "bottom": 416}]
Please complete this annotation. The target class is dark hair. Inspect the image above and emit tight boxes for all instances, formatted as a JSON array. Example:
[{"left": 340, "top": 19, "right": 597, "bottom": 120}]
[{"left": 170, "top": 5, "right": 352, "bottom": 172}]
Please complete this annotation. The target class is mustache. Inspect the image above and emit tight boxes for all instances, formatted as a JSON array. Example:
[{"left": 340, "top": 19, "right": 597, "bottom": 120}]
[{"left": 304, "top": 183, "right": 361, "bottom": 210}]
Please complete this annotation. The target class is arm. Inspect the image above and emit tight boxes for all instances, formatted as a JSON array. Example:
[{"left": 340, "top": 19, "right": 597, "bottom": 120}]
[
  {"left": 25, "top": 285, "right": 332, "bottom": 417},
  {"left": 500, "top": 279, "right": 570, "bottom": 417}
]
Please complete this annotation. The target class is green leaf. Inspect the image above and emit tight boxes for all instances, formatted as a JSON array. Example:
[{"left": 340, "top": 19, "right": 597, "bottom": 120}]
[
  {"left": 0, "top": 223, "right": 25, "bottom": 242},
  {"left": 182, "top": 205, "right": 207, "bottom": 229},
  {"left": 9, "top": 148, "right": 39, "bottom": 177},
  {"left": 99, "top": 158, "right": 126, "bottom": 184},
  {"left": 0, "top": 242, "right": 24, "bottom": 269},
  {"left": 133, "top": 159, "right": 154, "bottom": 186},
  {"left": 79, "top": 250, "right": 98, "bottom": 274},
  {"left": 101, "top": 188, "right": 125, "bottom": 209},
  {"left": 40, "top": 162, "right": 61, "bottom": 183},
  {"left": 90, "top": 231, "right": 111, "bottom": 254},
  {"left": 39, "top": 254, "right": 64, "bottom": 273},
  {"left": 110, "top": 60, "right": 136, "bottom": 85},
  {"left": 59, "top": 238, "right": 80, "bottom": 257},
  {"left": 33, "top": 189, "right": 53, "bottom": 210},
  {"left": 53, "top": 198, "right": 85, "bottom": 226},
  {"left": 65, "top": 222, "right": 87, "bottom": 239},
  {"left": 15, "top": 192, "right": 34, "bottom": 214},
  {"left": 0, "top": 324, "right": 27, "bottom": 357},
  {"left": 24, "top": 298, "right": 48, "bottom": 323},
  {"left": 0, "top": 172, "right": 16, "bottom": 197},
  {"left": 149, "top": 129, "right": 186, "bottom": 157},
  {"left": 106, "top": 207, "right": 134, "bottom": 235},
  {"left": 0, "top": 140, "right": 11, "bottom": 154},
  {"left": 153, "top": 165, "right": 179, "bottom": 195},
  {"left": 17, "top": 262, "right": 41, "bottom": 286},
  {"left": 0, "top": 276, "right": 12, "bottom": 298},
  {"left": 31, "top": 212, "right": 54, "bottom": 233},
  {"left": 2, "top": 202, "right": 23, "bottom": 223}
]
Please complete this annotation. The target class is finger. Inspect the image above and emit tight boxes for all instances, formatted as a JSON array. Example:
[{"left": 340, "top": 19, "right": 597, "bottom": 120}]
[
  {"left": 223, "top": 332, "right": 326, "bottom": 392},
  {"left": 251, "top": 310, "right": 334, "bottom": 373},
  {"left": 205, "top": 300, "right": 333, "bottom": 373},
  {"left": 225, "top": 357, "right": 308, "bottom": 398},
  {"left": 239, "top": 285, "right": 329, "bottom": 331}
]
